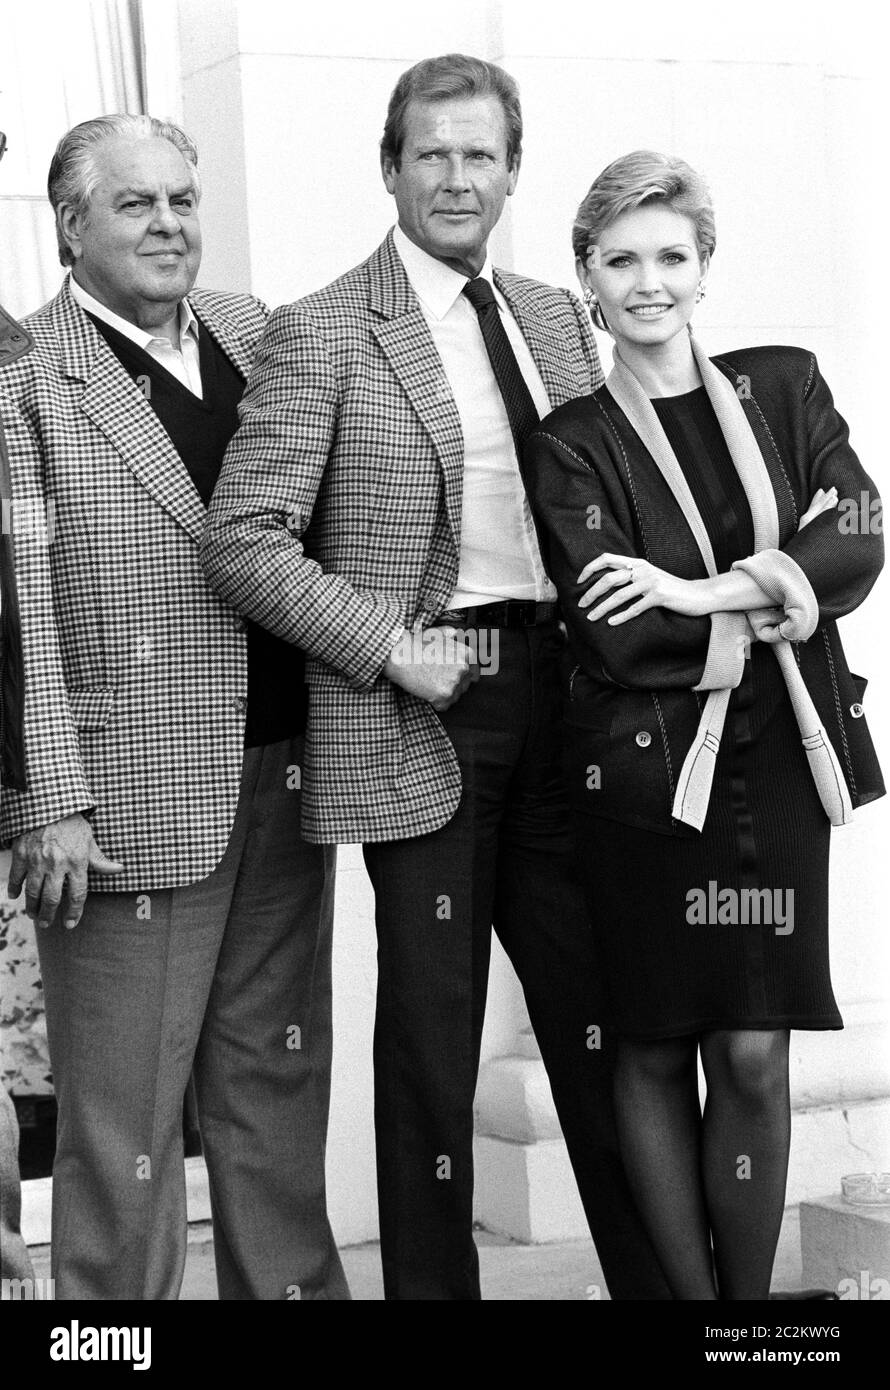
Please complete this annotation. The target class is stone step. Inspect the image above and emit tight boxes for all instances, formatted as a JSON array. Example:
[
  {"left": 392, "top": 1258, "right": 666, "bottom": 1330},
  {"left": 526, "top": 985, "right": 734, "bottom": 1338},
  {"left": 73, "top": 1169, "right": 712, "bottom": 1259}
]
[{"left": 800, "top": 1195, "right": 890, "bottom": 1299}]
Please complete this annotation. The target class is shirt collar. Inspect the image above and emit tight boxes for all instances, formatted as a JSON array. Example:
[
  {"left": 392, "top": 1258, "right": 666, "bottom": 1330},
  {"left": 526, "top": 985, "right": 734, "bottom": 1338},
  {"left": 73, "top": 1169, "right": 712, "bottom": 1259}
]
[
  {"left": 393, "top": 224, "right": 497, "bottom": 321},
  {"left": 69, "top": 274, "right": 200, "bottom": 350}
]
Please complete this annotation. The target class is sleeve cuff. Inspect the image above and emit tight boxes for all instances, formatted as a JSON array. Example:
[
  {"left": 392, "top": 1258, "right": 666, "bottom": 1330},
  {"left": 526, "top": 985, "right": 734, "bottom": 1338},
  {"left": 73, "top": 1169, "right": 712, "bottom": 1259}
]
[
  {"left": 1, "top": 796, "right": 97, "bottom": 847},
  {"left": 731, "top": 549, "right": 819, "bottom": 641},
  {"left": 693, "top": 610, "right": 749, "bottom": 691}
]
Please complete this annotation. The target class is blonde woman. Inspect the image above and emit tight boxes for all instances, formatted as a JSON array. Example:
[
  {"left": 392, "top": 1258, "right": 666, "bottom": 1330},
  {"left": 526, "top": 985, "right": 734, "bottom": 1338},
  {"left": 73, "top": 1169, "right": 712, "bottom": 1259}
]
[{"left": 523, "top": 151, "right": 884, "bottom": 1300}]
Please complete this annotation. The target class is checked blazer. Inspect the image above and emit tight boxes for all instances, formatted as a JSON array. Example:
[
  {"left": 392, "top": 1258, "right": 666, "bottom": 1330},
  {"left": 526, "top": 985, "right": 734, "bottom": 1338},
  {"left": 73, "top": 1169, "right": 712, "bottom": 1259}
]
[
  {"left": 0, "top": 279, "right": 269, "bottom": 889},
  {"left": 202, "top": 230, "right": 603, "bottom": 844},
  {"left": 0, "top": 303, "right": 34, "bottom": 787}
]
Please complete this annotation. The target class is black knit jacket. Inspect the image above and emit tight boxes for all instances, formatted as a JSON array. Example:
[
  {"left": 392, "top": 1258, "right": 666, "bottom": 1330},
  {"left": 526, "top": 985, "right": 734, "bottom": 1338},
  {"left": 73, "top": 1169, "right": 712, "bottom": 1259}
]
[{"left": 523, "top": 345, "right": 885, "bottom": 835}]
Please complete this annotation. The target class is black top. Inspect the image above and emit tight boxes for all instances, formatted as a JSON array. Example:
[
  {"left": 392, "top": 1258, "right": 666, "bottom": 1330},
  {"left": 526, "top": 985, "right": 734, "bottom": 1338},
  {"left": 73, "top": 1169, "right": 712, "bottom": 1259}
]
[
  {"left": 87, "top": 312, "right": 307, "bottom": 746},
  {"left": 652, "top": 386, "right": 755, "bottom": 568},
  {"left": 651, "top": 383, "right": 788, "bottom": 758}
]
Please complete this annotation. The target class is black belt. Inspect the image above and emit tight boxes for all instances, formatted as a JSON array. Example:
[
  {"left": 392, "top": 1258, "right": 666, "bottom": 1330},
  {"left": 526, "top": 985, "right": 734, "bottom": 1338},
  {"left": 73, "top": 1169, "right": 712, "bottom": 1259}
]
[{"left": 438, "top": 600, "right": 558, "bottom": 628}]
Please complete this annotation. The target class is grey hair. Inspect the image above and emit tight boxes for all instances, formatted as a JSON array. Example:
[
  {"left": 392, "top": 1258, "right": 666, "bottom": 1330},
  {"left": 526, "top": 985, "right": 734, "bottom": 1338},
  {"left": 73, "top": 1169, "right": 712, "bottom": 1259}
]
[{"left": 47, "top": 114, "right": 201, "bottom": 267}]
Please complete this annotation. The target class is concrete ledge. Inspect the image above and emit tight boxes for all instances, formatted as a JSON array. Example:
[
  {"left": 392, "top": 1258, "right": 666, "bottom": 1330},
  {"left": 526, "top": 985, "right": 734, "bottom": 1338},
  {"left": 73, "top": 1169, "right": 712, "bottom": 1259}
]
[
  {"left": 473, "top": 1134, "right": 588, "bottom": 1243},
  {"left": 785, "top": 1097, "right": 890, "bottom": 1206},
  {"left": 20, "top": 1174, "right": 51, "bottom": 1247},
  {"left": 474, "top": 1058, "right": 563, "bottom": 1144},
  {"left": 800, "top": 1195, "right": 890, "bottom": 1298}
]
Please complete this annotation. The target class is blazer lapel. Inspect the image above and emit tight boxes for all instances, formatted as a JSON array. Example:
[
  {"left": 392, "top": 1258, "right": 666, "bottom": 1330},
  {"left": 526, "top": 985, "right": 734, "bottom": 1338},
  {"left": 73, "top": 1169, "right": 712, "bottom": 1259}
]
[
  {"left": 368, "top": 234, "right": 465, "bottom": 548},
  {"left": 495, "top": 273, "right": 588, "bottom": 408},
  {"left": 189, "top": 293, "right": 254, "bottom": 379},
  {"left": 54, "top": 282, "right": 207, "bottom": 543}
]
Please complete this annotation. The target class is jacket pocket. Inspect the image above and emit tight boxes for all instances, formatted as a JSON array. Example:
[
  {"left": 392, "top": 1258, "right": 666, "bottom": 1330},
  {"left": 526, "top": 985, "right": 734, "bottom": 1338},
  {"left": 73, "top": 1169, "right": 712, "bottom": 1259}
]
[{"left": 67, "top": 687, "right": 116, "bottom": 731}]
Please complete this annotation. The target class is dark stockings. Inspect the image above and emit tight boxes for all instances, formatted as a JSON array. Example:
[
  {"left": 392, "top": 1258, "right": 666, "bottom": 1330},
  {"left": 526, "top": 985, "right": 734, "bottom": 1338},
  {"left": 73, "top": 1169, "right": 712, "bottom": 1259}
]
[{"left": 613, "top": 1028, "right": 791, "bottom": 1300}]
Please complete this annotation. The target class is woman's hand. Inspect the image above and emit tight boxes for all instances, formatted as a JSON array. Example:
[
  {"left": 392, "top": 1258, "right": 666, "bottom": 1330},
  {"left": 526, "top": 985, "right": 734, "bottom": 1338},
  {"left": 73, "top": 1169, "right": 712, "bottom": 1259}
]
[{"left": 577, "top": 554, "right": 708, "bottom": 624}]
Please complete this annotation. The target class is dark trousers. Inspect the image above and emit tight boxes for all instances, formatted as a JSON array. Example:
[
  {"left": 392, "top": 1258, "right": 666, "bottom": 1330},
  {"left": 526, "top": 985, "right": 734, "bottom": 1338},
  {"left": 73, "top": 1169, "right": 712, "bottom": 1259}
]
[
  {"left": 38, "top": 736, "right": 348, "bottom": 1300},
  {"left": 363, "top": 623, "right": 670, "bottom": 1300}
]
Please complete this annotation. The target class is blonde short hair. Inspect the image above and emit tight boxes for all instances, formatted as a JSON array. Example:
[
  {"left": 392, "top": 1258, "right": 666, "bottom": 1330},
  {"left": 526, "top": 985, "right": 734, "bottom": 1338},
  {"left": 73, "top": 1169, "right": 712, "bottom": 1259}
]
[{"left": 572, "top": 150, "right": 715, "bottom": 264}]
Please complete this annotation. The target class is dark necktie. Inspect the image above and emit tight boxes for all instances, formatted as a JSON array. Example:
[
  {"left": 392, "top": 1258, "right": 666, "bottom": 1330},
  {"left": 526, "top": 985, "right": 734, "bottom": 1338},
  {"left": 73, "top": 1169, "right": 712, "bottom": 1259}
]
[{"left": 462, "top": 277, "right": 540, "bottom": 458}]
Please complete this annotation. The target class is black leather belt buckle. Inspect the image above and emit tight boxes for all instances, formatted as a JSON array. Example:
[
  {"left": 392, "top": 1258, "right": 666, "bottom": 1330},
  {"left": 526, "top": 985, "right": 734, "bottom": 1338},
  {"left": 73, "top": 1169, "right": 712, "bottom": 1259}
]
[{"left": 513, "top": 600, "right": 540, "bottom": 627}]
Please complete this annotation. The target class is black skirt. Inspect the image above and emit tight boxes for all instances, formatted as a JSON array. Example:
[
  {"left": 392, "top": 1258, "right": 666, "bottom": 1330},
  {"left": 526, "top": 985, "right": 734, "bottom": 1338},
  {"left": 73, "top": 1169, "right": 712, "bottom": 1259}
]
[{"left": 575, "top": 642, "right": 841, "bottom": 1039}]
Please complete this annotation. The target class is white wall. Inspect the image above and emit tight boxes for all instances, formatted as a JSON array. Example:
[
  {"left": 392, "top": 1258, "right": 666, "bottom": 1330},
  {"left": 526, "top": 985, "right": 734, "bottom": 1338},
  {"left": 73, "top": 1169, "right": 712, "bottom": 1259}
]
[{"left": 0, "top": 0, "right": 148, "bottom": 314}]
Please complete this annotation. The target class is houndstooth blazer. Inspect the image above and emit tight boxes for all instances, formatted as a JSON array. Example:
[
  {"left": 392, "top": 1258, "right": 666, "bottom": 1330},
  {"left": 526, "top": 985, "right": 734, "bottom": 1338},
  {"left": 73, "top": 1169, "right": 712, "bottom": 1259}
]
[
  {"left": 0, "top": 278, "right": 269, "bottom": 889},
  {"left": 202, "top": 231, "right": 603, "bottom": 844},
  {"left": 0, "top": 304, "right": 34, "bottom": 788}
]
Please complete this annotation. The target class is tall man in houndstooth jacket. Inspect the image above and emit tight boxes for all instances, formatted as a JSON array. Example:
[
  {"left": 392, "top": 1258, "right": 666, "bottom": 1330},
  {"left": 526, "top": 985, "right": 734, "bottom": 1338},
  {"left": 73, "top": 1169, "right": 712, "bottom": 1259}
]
[
  {"left": 0, "top": 116, "right": 347, "bottom": 1301},
  {"left": 203, "top": 54, "right": 669, "bottom": 1301}
]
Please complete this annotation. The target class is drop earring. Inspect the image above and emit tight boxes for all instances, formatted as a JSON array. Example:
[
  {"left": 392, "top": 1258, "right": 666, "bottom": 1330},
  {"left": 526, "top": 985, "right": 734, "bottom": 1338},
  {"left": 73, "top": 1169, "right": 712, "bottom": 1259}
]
[
  {"left": 696, "top": 280, "right": 707, "bottom": 303},
  {"left": 585, "top": 290, "right": 609, "bottom": 334}
]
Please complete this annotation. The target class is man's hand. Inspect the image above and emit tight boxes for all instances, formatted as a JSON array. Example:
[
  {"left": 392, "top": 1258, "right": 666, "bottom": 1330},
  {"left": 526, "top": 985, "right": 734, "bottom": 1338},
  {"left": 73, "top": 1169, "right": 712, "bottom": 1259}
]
[
  {"left": 7, "top": 814, "right": 124, "bottom": 930},
  {"left": 383, "top": 624, "right": 477, "bottom": 711}
]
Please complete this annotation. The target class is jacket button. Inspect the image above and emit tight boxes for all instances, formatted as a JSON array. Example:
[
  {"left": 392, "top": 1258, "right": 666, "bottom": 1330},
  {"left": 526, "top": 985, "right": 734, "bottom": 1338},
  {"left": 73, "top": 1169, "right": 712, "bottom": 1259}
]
[
  {"left": 635, "top": 731, "right": 652, "bottom": 748},
  {"left": 850, "top": 702, "right": 864, "bottom": 719},
  {"left": 231, "top": 695, "right": 247, "bottom": 713},
  {"left": 233, "top": 616, "right": 247, "bottom": 634}
]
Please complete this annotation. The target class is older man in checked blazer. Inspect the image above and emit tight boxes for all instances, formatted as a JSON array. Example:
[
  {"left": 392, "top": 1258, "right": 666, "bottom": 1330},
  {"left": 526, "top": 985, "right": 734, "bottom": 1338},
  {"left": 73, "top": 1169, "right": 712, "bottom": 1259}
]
[
  {"left": 0, "top": 115, "right": 347, "bottom": 1301},
  {"left": 203, "top": 54, "right": 669, "bottom": 1301}
]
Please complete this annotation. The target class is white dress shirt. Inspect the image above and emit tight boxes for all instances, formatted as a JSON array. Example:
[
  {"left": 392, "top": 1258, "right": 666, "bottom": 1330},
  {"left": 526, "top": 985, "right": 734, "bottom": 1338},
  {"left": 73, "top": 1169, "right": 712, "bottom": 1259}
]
[
  {"left": 393, "top": 225, "right": 556, "bottom": 607},
  {"left": 70, "top": 275, "right": 203, "bottom": 398}
]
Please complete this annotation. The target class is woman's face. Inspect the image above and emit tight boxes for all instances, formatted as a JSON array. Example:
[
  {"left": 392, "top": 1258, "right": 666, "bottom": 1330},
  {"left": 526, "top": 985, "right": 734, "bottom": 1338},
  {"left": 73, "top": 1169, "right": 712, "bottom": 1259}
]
[{"left": 578, "top": 203, "right": 707, "bottom": 350}]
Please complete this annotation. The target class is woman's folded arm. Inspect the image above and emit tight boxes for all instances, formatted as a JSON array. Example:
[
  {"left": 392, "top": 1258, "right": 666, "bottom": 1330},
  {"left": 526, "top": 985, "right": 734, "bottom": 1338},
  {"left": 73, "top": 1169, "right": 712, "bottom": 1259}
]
[{"left": 525, "top": 427, "right": 727, "bottom": 690}]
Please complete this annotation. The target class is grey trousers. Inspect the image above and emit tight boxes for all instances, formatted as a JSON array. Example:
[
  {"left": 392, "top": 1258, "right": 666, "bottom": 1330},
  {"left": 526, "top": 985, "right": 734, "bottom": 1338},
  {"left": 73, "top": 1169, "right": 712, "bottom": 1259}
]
[{"left": 37, "top": 736, "right": 348, "bottom": 1300}]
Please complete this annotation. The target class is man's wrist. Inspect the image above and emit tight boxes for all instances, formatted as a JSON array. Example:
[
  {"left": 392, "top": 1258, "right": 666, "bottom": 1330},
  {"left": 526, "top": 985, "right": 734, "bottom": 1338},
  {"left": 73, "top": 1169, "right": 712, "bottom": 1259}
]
[{"left": 380, "top": 623, "right": 407, "bottom": 681}]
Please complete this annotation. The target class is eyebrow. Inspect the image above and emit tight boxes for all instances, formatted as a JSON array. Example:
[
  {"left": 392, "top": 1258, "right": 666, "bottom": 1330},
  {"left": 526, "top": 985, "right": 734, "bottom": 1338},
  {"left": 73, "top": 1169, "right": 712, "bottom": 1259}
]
[
  {"left": 601, "top": 243, "right": 694, "bottom": 255},
  {"left": 414, "top": 141, "right": 497, "bottom": 154},
  {"left": 115, "top": 186, "right": 195, "bottom": 200}
]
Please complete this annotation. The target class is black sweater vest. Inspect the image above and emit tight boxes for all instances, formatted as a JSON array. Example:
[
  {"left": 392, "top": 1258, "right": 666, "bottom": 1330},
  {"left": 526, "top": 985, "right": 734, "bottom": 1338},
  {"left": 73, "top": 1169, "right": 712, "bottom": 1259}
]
[{"left": 88, "top": 312, "right": 307, "bottom": 746}]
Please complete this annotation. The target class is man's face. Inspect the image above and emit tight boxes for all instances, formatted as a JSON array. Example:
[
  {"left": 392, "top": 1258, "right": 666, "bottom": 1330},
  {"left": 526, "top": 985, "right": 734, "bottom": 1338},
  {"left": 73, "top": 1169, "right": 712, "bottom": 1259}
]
[
  {"left": 62, "top": 137, "right": 202, "bottom": 325},
  {"left": 382, "top": 96, "right": 519, "bottom": 278}
]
